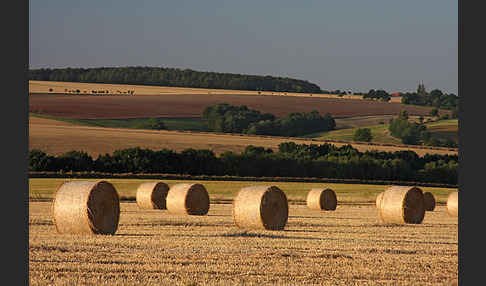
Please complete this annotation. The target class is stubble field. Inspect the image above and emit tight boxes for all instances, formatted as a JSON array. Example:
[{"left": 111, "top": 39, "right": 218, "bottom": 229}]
[
  {"left": 29, "top": 178, "right": 458, "bottom": 285},
  {"left": 29, "top": 80, "right": 367, "bottom": 99},
  {"left": 29, "top": 116, "right": 457, "bottom": 158}
]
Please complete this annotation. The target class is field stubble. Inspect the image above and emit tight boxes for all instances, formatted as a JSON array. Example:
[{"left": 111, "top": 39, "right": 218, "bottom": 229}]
[
  {"left": 29, "top": 116, "right": 457, "bottom": 158},
  {"left": 29, "top": 179, "right": 457, "bottom": 285},
  {"left": 29, "top": 202, "right": 457, "bottom": 285}
]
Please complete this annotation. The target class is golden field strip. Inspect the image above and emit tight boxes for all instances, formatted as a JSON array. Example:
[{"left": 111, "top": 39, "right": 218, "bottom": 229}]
[
  {"left": 29, "top": 178, "right": 457, "bottom": 285},
  {"left": 29, "top": 116, "right": 457, "bottom": 158},
  {"left": 30, "top": 80, "right": 366, "bottom": 99}
]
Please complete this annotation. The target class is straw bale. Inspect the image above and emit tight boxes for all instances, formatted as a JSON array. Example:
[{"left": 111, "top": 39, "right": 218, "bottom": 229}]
[
  {"left": 306, "top": 188, "right": 337, "bottom": 210},
  {"left": 447, "top": 191, "right": 458, "bottom": 217},
  {"left": 376, "top": 192, "right": 384, "bottom": 209},
  {"left": 136, "top": 181, "right": 169, "bottom": 209},
  {"left": 378, "top": 185, "right": 425, "bottom": 224},
  {"left": 166, "top": 183, "right": 210, "bottom": 215},
  {"left": 423, "top": 192, "right": 436, "bottom": 211},
  {"left": 232, "top": 185, "right": 288, "bottom": 230},
  {"left": 52, "top": 180, "right": 120, "bottom": 235}
]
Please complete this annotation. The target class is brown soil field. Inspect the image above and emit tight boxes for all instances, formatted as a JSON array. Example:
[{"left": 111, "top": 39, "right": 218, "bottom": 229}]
[
  {"left": 29, "top": 92, "right": 438, "bottom": 120},
  {"left": 29, "top": 116, "right": 457, "bottom": 157},
  {"left": 29, "top": 199, "right": 457, "bottom": 285}
]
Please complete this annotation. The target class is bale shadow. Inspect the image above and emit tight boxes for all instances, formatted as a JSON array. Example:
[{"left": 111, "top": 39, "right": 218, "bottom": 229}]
[
  {"left": 207, "top": 214, "right": 232, "bottom": 217},
  {"left": 115, "top": 233, "right": 154, "bottom": 237},
  {"left": 168, "top": 231, "right": 326, "bottom": 241},
  {"left": 283, "top": 229, "right": 322, "bottom": 233},
  {"left": 121, "top": 221, "right": 233, "bottom": 227},
  {"left": 288, "top": 216, "right": 320, "bottom": 219}
]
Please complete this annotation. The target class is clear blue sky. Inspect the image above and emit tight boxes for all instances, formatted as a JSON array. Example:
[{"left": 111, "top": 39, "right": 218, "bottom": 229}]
[{"left": 29, "top": 1, "right": 458, "bottom": 94}]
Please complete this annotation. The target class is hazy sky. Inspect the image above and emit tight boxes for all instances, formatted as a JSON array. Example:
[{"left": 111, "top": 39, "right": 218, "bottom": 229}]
[{"left": 29, "top": 1, "right": 458, "bottom": 94}]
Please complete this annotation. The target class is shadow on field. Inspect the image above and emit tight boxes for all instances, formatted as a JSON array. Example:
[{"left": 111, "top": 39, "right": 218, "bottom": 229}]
[
  {"left": 207, "top": 214, "right": 232, "bottom": 217},
  {"left": 168, "top": 231, "right": 327, "bottom": 241},
  {"left": 289, "top": 215, "right": 363, "bottom": 221},
  {"left": 115, "top": 233, "right": 155, "bottom": 237},
  {"left": 121, "top": 220, "right": 233, "bottom": 227},
  {"left": 288, "top": 216, "right": 320, "bottom": 219},
  {"left": 282, "top": 229, "right": 322, "bottom": 233}
]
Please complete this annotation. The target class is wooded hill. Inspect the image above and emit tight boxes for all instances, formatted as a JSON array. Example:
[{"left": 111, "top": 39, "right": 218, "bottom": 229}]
[{"left": 28, "top": 66, "right": 322, "bottom": 93}]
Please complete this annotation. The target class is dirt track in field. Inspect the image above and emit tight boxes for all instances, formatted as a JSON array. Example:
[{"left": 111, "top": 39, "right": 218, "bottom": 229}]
[{"left": 29, "top": 93, "right": 438, "bottom": 120}]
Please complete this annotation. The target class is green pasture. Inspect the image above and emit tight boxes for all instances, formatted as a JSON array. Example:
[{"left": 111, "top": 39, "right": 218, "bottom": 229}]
[
  {"left": 425, "top": 119, "right": 459, "bottom": 143},
  {"left": 304, "top": 119, "right": 458, "bottom": 145},
  {"left": 31, "top": 114, "right": 208, "bottom": 132},
  {"left": 304, "top": 123, "right": 402, "bottom": 144}
]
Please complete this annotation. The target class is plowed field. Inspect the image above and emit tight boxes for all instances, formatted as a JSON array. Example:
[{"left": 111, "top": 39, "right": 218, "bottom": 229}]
[{"left": 29, "top": 93, "right": 437, "bottom": 120}]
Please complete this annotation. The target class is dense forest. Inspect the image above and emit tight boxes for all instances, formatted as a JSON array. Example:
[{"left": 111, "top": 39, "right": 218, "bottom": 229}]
[
  {"left": 29, "top": 142, "right": 458, "bottom": 185},
  {"left": 28, "top": 66, "right": 322, "bottom": 93}
]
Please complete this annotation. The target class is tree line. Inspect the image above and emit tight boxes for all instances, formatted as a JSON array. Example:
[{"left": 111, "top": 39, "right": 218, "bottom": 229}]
[
  {"left": 29, "top": 142, "right": 458, "bottom": 185},
  {"left": 28, "top": 66, "right": 322, "bottom": 94},
  {"left": 401, "top": 83, "right": 458, "bottom": 115},
  {"left": 363, "top": 89, "right": 391, "bottom": 102},
  {"left": 388, "top": 110, "right": 458, "bottom": 147},
  {"left": 202, "top": 104, "right": 336, "bottom": 137}
]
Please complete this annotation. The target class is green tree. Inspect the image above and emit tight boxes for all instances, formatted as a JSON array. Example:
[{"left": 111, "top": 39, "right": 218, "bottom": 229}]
[
  {"left": 146, "top": 117, "right": 166, "bottom": 130},
  {"left": 353, "top": 128, "right": 373, "bottom": 142},
  {"left": 29, "top": 149, "right": 57, "bottom": 171},
  {"left": 430, "top": 107, "right": 439, "bottom": 117},
  {"left": 363, "top": 89, "right": 390, "bottom": 102},
  {"left": 398, "top": 110, "right": 409, "bottom": 120},
  {"left": 389, "top": 112, "right": 429, "bottom": 145}
]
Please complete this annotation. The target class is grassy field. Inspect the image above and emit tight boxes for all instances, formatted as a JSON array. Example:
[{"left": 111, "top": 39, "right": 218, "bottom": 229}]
[
  {"left": 34, "top": 115, "right": 209, "bottom": 132},
  {"left": 425, "top": 119, "right": 459, "bottom": 143},
  {"left": 29, "top": 178, "right": 457, "bottom": 204},
  {"left": 305, "top": 123, "right": 401, "bottom": 144},
  {"left": 29, "top": 178, "right": 458, "bottom": 285},
  {"left": 306, "top": 118, "right": 458, "bottom": 146}
]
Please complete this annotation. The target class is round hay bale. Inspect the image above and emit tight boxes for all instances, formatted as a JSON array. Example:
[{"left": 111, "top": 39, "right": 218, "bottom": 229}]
[
  {"left": 375, "top": 192, "right": 384, "bottom": 209},
  {"left": 166, "top": 183, "right": 210, "bottom": 215},
  {"left": 52, "top": 180, "right": 120, "bottom": 235},
  {"left": 378, "top": 185, "right": 425, "bottom": 224},
  {"left": 306, "top": 188, "right": 337, "bottom": 211},
  {"left": 447, "top": 191, "right": 458, "bottom": 217},
  {"left": 423, "top": 192, "right": 436, "bottom": 211},
  {"left": 136, "top": 181, "right": 170, "bottom": 209},
  {"left": 232, "top": 186, "right": 288, "bottom": 230}
]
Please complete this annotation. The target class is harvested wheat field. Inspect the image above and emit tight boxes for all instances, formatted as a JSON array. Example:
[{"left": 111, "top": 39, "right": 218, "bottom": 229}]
[
  {"left": 29, "top": 115, "right": 457, "bottom": 157},
  {"left": 29, "top": 201, "right": 457, "bottom": 285},
  {"left": 29, "top": 80, "right": 366, "bottom": 99},
  {"left": 29, "top": 178, "right": 458, "bottom": 285}
]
